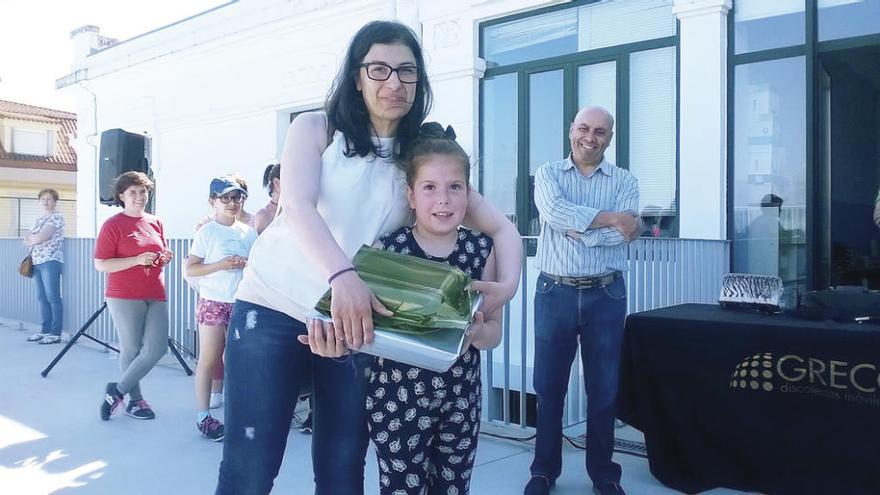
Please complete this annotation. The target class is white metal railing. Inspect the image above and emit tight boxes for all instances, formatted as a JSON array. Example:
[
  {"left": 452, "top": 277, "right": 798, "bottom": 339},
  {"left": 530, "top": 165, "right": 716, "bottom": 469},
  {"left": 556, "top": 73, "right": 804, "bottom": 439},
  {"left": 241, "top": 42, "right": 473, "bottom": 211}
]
[
  {"left": 481, "top": 236, "right": 730, "bottom": 429},
  {"left": 1, "top": 238, "right": 197, "bottom": 355},
  {"left": 1, "top": 235, "right": 729, "bottom": 429}
]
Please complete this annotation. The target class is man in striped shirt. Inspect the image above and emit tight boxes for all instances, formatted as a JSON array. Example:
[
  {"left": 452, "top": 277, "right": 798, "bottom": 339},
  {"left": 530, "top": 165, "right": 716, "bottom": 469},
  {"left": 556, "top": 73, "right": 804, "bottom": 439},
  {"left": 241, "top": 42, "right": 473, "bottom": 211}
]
[{"left": 524, "top": 106, "right": 639, "bottom": 495}]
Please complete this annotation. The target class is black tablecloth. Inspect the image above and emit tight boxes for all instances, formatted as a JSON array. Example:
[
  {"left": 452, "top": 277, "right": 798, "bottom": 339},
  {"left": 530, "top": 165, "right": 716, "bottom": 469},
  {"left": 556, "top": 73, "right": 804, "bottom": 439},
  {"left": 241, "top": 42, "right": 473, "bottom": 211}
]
[{"left": 618, "top": 304, "right": 880, "bottom": 495}]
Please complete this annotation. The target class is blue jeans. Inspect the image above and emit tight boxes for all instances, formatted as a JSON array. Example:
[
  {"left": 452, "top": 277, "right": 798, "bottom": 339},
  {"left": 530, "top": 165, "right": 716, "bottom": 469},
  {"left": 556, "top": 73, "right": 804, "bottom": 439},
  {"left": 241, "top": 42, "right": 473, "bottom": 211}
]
[
  {"left": 216, "top": 300, "right": 372, "bottom": 495},
  {"left": 530, "top": 273, "right": 627, "bottom": 485},
  {"left": 33, "top": 260, "right": 63, "bottom": 335}
]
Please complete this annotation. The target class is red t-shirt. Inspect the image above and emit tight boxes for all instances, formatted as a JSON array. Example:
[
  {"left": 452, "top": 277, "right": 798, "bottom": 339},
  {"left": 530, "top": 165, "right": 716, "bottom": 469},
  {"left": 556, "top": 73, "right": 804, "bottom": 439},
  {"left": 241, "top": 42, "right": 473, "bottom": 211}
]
[{"left": 94, "top": 212, "right": 167, "bottom": 301}]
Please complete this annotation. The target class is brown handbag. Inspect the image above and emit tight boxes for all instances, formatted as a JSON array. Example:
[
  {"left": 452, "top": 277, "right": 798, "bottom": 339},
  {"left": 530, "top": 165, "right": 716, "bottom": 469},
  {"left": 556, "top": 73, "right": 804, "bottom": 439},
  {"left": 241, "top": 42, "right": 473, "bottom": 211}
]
[{"left": 19, "top": 254, "right": 34, "bottom": 278}]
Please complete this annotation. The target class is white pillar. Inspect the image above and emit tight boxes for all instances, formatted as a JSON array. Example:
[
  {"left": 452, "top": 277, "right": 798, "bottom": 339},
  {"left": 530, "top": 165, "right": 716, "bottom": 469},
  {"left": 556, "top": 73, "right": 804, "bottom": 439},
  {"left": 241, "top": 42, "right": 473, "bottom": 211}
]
[{"left": 673, "top": 0, "right": 732, "bottom": 240}]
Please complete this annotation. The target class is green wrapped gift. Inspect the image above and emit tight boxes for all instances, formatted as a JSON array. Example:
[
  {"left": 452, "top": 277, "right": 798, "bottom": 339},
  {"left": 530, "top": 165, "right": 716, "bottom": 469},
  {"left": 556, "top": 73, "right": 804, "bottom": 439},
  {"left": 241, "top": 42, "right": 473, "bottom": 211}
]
[
  {"left": 316, "top": 245, "right": 479, "bottom": 333},
  {"left": 312, "top": 245, "right": 483, "bottom": 371}
]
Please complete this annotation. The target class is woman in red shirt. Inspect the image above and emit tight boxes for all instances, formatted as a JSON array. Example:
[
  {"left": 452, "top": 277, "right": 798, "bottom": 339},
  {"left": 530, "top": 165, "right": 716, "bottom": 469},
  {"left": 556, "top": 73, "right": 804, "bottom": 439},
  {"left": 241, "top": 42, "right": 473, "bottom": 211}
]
[{"left": 94, "top": 171, "right": 173, "bottom": 421}]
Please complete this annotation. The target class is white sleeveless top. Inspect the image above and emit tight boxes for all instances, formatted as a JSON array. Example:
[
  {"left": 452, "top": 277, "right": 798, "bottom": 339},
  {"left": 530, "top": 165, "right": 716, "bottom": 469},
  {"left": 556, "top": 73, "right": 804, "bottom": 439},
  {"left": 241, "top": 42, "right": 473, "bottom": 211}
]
[{"left": 235, "top": 131, "right": 411, "bottom": 321}]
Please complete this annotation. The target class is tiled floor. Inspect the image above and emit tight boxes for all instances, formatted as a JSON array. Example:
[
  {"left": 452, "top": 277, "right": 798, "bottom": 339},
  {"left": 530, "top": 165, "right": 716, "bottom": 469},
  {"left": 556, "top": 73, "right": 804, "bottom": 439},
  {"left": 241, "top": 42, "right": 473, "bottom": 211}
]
[{"left": 0, "top": 320, "right": 747, "bottom": 494}]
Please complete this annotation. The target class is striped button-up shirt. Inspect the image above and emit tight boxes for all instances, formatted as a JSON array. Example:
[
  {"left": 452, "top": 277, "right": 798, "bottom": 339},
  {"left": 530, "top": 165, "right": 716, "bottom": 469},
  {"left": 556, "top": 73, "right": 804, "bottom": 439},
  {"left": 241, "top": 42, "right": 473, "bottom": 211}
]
[{"left": 534, "top": 155, "right": 639, "bottom": 277}]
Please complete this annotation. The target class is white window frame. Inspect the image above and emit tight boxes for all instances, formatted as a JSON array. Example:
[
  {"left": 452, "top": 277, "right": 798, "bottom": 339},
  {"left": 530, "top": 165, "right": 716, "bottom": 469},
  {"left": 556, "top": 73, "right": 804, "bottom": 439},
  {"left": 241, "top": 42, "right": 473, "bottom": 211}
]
[{"left": 12, "top": 127, "right": 53, "bottom": 156}]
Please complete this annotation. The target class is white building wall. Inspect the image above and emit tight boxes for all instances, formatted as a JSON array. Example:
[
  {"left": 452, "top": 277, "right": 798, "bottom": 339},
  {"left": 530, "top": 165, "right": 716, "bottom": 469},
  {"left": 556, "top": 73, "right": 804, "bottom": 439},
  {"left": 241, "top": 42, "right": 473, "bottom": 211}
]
[
  {"left": 65, "top": 0, "right": 731, "bottom": 244},
  {"left": 65, "top": 0, "right": 568, "bottom": 238}
]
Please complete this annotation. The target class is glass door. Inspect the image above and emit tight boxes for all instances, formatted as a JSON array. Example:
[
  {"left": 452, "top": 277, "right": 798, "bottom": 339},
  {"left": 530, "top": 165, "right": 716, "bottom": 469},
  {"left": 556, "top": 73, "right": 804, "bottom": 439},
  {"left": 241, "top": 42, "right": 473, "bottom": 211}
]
[
  {"left": 525, "top": 69, "right": 565, "bottom": 238},
  {"left": 817, "top": 46, "right": 880, "bottom": 288},
  {"left": 732, "top": 56, "right": 808, "bottom": 304},
  {"left": 481, "top": 74, "right": 519, "bottom": 227},
  {"left": 577, "top": 61, "right": 617, "bottom": 164}
]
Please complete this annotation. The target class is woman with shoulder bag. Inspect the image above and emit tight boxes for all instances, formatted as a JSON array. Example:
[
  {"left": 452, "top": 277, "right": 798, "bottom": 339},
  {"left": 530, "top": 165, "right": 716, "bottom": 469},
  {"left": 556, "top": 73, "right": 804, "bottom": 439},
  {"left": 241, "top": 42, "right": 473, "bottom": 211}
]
[{"left": 23, "top": 188, "right": 65, "bottom": 345}]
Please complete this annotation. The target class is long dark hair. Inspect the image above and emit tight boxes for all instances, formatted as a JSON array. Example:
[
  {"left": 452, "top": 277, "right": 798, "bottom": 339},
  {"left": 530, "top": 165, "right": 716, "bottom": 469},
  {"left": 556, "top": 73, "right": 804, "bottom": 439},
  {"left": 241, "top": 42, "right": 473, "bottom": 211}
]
[{"left": 325, "top": 20, "right": 432, "bottom": 160}]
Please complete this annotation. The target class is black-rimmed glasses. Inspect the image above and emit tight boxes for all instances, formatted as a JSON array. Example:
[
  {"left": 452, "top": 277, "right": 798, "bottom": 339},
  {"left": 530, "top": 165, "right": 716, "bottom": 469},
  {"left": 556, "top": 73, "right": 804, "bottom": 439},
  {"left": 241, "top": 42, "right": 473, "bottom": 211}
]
[
  {"left": 360, "top": 63, "right": 419, "bottom": 83},
  {"left": 217, "top": 194, "right": 245, "bottom": 204}
]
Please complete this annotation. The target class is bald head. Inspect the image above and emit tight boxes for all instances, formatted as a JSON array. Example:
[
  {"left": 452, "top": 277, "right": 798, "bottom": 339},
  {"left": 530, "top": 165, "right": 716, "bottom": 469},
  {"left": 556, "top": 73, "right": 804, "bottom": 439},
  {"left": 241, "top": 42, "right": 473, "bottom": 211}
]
[
  {"left": 569, "top": 105, "right": 615, "bottom": 170},
  {"left": 573, "top": 105, "right": 614, "bottom": 131}
]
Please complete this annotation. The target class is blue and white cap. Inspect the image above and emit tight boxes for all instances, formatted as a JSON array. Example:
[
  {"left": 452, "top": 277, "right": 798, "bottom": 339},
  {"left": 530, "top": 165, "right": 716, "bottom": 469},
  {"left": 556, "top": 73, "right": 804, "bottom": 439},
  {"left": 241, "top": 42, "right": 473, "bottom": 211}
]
[{"left": 209, "top": 176, "right": 247, "bottom": 197}]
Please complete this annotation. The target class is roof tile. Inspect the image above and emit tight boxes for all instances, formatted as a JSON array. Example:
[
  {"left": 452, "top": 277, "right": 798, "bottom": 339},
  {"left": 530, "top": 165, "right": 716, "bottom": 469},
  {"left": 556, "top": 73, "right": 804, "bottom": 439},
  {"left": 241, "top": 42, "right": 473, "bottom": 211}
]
[{"left": 0, "top": 99, "right": 77, "bottom": 168}]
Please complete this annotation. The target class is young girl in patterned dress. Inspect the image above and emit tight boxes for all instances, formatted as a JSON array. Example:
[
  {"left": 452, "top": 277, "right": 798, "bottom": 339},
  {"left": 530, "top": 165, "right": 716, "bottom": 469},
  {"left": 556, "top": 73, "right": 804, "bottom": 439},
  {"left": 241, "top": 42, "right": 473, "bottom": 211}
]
[{"left": 368, "top": 123, "right": 503, "bottom": 495}]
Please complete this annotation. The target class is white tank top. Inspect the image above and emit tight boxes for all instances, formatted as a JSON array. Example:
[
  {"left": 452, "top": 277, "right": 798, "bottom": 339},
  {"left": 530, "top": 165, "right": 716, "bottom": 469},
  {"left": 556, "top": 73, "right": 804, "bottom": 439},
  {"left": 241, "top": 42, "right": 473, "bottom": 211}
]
[{"left": 235, "top": 131, "right": 411, "bottom": 321}]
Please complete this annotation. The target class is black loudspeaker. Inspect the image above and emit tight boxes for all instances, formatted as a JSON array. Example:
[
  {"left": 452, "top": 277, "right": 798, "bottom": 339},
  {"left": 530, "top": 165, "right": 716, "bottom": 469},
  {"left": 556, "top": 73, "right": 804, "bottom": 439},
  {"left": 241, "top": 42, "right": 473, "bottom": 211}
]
[{"left": 99, "top": 129, "right": 150, "bottom": 205}]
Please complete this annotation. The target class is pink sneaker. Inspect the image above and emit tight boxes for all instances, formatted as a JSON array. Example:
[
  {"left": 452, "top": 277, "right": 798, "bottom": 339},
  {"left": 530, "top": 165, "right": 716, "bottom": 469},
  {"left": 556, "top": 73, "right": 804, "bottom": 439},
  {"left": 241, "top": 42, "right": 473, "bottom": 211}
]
[
  {"left": 126, "top": 399, "right": 155, "bottom": 420},
  {"left": 100, "top": 382, "right": 124, "bottom": 420},
  {"left": 198, "top": 415, "right": 225, "bottom": 442}
]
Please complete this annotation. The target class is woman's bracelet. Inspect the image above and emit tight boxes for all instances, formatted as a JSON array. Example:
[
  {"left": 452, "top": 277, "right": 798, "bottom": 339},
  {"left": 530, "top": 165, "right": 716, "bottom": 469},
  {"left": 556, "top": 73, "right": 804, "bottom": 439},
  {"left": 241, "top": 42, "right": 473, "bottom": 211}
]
[{"left": 328, "top": 266, "right": 356, "bottom": 285}]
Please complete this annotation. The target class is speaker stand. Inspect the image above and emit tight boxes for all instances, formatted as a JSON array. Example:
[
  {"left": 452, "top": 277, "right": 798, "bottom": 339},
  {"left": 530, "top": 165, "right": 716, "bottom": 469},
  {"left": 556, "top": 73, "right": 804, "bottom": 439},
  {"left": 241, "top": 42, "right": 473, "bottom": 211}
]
[{"left": 41, "top": 302, "right": 193, "bottom": 377}]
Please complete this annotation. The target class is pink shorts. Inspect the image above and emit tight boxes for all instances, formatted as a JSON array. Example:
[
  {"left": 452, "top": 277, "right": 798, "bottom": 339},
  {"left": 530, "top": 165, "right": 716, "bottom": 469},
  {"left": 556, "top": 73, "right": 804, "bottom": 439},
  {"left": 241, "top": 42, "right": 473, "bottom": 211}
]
[{"left": 196, "top": 298, "right": 233, "bottom": 327}]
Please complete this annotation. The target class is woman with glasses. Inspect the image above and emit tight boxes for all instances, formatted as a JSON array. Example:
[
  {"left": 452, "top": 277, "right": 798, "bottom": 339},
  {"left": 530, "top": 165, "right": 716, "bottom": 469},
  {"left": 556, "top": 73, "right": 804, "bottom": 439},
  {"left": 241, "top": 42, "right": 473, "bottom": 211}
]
[
  {"left": 196, "top": 173, "right": 256, "bottom": 230},
  {"left": 216, "top": 20, "right": 522, "bottom": 494},
  {"left": 187, "top": 176, "right": 257, "bottom": 442},
  {"left": 24, "top": 188, "right": 66, "bottom": 345},
  {"left": 94, "top": 171, "right": 173, "bottom": 422}
]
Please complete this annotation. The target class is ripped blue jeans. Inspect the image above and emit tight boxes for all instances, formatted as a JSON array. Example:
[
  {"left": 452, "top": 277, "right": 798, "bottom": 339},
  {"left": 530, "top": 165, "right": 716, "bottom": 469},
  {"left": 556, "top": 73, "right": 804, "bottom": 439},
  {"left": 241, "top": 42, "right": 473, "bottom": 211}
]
[{"left": 216, "top": 300, "right": 372, "bottom": 495}]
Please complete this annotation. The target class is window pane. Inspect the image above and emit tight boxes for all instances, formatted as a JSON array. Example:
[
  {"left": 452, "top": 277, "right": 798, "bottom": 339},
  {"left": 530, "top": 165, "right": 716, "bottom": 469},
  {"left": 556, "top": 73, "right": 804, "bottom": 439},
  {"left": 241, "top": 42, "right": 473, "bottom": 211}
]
[
  {"left": 483, "top": 9, "right": 577, "bottom": 67},
  {"left": 733, "top": 57, "right": 807, "bottom": 305},
  {"left": 735, "top": 0, "right": 805, "bottom": 54},
  {"left": 481, "top": 74, "right": 519, "bottom": 228},
  {"left": 482, "top": 1, "right": 675, "bottom": 68},
  {"left": 578, "top": 61, "right": 617, "bottom": 165},
  {"left": 577, "top": 0, "right": 676, "bottom": 51},
  {"left": 528, "top": 70, "right": 564, "bottom": 236},
  {"left": 13, "top": 129, "right": 50, "bottom": 156},
  {"left": 819, "top": 0, "right": 880, "bottom": 41},
  {"left": 630, "top": 47, "right": 677, "bottom": 236}
]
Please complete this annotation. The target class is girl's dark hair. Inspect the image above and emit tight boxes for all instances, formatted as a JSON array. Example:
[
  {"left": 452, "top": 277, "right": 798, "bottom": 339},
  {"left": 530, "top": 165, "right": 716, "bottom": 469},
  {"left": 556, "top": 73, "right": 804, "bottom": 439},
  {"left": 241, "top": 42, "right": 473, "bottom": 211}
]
[
  {"left": 37, "top": 188, "right": 59, "bottom": 201},
  {"left": 325, "top": 20, "right": 432, "bottom": 160},
  {"left": 113, "top": 171, "right": 153, "bottom": 207},
  {"left": 262, "top": 163, "right": 281, "bottom": 194},
  {"left": 402, "top": 122, "right": 470, "bottom": 187}
]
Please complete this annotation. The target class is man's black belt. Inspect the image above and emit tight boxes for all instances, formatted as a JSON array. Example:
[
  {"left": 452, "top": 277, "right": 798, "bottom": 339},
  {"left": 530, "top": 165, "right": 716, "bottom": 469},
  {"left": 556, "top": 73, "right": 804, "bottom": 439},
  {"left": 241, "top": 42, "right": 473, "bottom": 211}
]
[{"left": 542, "top": 271, "right": 622, "bottom": 289}]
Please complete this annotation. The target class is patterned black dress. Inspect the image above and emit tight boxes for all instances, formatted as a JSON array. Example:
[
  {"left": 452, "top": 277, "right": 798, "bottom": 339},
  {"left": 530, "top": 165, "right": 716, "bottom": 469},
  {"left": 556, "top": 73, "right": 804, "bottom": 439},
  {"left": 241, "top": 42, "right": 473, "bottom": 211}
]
[{"left": 368, "top": 226, "right": 493, "bottom": 495}]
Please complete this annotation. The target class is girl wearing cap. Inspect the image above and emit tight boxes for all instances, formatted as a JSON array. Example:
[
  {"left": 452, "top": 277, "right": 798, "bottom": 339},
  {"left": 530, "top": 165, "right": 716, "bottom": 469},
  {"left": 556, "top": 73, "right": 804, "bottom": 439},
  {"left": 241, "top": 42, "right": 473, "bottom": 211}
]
[
  {"left": 217, "top": 21, "right": 522, "bottom": 494},
  {"left": 94, "top": 171, "right": 173, "bottom": 422},
  {"left": 191, "top": 174, "right": 253, "bottom": 410},
  {"left": 187, "top": 176, "right": 258, "bottom": 441},
  {"left": 195, "top": 174, "right": 256, "bottom": 231}
]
